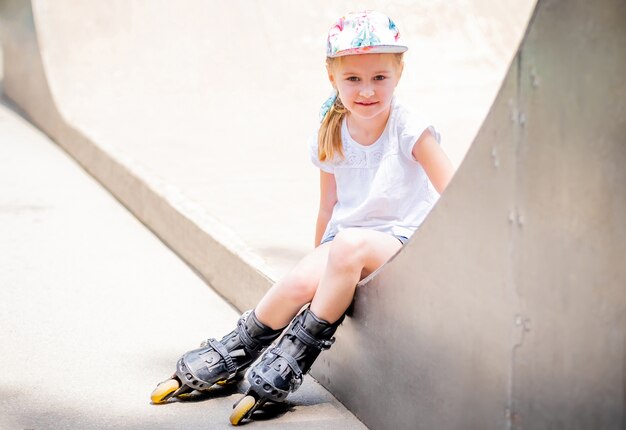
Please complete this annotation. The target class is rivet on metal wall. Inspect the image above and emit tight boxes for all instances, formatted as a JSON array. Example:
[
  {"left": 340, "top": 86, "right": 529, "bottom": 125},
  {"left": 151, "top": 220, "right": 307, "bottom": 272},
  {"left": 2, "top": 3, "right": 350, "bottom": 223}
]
[
  {"left": 530, "top": 67, "right": 540, "bottom": 88},
  {"left": 491, "top": 147, "right": 500, "bottom": 168}
]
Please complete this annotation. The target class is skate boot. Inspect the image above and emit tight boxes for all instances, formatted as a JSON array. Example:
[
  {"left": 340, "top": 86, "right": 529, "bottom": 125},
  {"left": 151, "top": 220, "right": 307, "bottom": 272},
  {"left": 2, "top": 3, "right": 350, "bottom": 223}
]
[
  {"left": 151, "top": 310, "right": 283, "bottom": 404},
  {"left": 230, "top": 307, "right": 343, "bottom": 425}
]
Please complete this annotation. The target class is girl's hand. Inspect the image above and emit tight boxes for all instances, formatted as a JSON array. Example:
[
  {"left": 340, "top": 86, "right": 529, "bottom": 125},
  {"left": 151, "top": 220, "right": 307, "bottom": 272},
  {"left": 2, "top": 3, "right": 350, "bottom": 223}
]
[{"left": 412, "top": 130, "right": 455, "bottom": 194}]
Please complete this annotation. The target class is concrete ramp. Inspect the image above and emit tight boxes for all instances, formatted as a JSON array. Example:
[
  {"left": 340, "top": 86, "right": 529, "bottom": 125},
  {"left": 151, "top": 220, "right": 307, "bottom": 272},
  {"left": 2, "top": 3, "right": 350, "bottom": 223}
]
[
  {"left": 2, "top": 0, "right": 625, "bottom": 429},
  {"left": 0, "top": 0, "right": 535, "bottom": 279}
]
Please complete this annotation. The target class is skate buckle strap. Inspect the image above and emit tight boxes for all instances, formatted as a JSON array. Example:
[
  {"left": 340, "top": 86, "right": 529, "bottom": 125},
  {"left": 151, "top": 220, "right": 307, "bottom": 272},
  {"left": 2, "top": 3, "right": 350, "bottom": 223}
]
[
  {"left": 293, "top": 320, "right": 335, "bottom": 351},
  {"left": 237, "top": 314, "right": 263, "bottom": 352},
  {"left": 208, "top": 338, "right": 238, "bottom": 379},
  {"left": 270, "top": 347, "right": 303, "bottom": 381}
]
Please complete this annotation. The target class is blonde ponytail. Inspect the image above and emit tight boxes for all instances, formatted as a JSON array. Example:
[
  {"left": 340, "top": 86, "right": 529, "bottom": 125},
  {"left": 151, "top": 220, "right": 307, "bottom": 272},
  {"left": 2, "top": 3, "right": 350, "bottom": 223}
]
[{"left": 318, "top": 95, "right": 347, "bottom": 163}]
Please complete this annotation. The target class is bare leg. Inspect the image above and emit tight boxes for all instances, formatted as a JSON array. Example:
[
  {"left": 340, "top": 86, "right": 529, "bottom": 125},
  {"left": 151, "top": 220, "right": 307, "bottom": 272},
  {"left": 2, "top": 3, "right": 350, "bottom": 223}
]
[
  {"left": 255, "top": 242, "right": 332, "bottom": 329},
  {"left": 310, "top": 229, "right": 402, "bottom": 324},
  {"left": 235, "top": 229, "right": 402, "bottom": 416},
  {"left": 255, "top": 229, "right": 402, "bottom": 329}
]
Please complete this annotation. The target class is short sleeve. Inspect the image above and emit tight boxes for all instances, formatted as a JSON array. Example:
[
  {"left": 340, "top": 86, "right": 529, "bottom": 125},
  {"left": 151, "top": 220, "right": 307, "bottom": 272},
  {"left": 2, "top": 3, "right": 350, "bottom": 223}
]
[
  {"left": 308, "top": 132, "right": 335, "bottom": 174},
  {"left": 396, "top": 105, "right": 441, "bottom": 162}
]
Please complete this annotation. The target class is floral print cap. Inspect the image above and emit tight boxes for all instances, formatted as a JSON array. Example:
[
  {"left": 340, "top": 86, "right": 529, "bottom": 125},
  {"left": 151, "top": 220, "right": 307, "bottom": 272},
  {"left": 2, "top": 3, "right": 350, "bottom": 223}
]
[{"left": 326, "top": 10, "right": 408, "bottom": 58}]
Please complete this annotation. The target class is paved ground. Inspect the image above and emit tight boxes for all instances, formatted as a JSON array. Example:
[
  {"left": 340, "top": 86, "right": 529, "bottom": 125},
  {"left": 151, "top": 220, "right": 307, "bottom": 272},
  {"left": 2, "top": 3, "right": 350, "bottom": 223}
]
[{"left": 0, "top": 95, "right": 366, "bottom": 429}]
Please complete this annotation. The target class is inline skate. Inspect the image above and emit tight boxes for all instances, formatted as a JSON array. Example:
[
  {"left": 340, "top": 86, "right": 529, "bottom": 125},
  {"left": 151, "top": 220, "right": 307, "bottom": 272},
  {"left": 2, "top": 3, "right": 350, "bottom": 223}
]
[
  {"left": 151, "top": 310, "right": 283, "bottom": 404},
  {"left": 230, "top": 307, "right": 343, "bottom": 425}
]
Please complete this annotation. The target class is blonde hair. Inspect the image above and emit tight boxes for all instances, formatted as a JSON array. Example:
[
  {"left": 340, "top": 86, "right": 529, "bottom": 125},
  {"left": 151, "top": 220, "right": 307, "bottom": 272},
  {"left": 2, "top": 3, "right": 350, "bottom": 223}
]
[{"left": 317, "top": 54, "right": 404, "bottom": 163}]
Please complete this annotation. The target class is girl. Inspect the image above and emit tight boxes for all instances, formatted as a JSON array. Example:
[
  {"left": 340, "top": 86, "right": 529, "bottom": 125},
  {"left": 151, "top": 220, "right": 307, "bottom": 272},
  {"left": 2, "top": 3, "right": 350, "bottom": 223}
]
[{"left": 151, "top": 10, "right": 454, "bottom": 425}]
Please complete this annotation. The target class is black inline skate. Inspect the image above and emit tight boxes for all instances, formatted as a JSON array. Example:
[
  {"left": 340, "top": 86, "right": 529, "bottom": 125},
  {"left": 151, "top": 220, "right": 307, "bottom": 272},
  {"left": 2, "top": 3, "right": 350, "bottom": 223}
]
[
  {"left": 230, "top": 307, "right": 343, "bottom": 425},
  {"left": 151, "top": 310, "right": 283, "bottom": 404}
]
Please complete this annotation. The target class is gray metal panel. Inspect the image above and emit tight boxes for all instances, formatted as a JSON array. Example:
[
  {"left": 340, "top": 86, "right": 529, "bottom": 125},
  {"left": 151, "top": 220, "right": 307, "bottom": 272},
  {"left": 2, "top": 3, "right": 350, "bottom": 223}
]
[{"left": 512, "top": 1, "right": 626, "bottom": 428}]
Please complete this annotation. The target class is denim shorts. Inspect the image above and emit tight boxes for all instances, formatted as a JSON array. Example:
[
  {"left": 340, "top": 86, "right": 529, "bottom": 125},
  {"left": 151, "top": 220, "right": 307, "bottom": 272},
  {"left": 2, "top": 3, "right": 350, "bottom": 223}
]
[{"left": 321, "top": 233, "right": 409, "bottom": 246}]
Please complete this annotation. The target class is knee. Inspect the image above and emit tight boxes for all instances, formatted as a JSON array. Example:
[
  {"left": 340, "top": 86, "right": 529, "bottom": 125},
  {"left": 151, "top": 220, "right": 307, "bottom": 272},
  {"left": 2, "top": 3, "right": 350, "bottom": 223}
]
[
  {"left": 328, "top": 229, "right": 367, "bottom": 270},
  {"left": 275, "top": 270, "right": 316, "bottom": 304}
]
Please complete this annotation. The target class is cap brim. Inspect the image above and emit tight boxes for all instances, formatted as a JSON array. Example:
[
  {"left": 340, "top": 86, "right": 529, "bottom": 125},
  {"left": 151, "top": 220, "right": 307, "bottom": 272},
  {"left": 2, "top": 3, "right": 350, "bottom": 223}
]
[{"left": 328, "top": 45, "right": 408, "bottom": 58}]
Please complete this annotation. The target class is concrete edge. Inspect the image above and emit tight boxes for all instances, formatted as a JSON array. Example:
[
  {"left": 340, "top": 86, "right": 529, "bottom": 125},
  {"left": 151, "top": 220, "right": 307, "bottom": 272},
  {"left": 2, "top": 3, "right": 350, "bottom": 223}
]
[
  {"left": 13, "top": 97, "right": 276, "bottom": 311},
  {"left": 0, "top": 0, "right": 275, "bottom": 313}
]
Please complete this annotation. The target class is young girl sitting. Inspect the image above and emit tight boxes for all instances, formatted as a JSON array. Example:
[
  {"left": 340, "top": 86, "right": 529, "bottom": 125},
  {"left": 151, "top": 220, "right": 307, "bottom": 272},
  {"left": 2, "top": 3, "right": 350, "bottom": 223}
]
[{"left": 151, "top": 10, "right": 454, "bottom": 425}]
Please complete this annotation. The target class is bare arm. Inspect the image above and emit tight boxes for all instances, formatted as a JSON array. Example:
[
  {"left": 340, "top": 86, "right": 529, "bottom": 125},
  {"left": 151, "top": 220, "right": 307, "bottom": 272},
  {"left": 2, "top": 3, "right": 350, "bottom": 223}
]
[
  {"left": 315, "top": 170, "right": 338, "bottom": 247},
  {"left": 412, "top": 129, "right": 455, "bottom": 194}
]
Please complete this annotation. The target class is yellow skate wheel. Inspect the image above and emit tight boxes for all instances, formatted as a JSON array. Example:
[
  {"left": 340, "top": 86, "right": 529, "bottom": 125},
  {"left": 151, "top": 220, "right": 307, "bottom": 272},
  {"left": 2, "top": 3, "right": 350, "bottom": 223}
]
[
  {"left": 230, "top": 395, "right": 256, "bottom": 426},
  {"left": 150, "top": 378, "right": 180, "bottom": 404}
]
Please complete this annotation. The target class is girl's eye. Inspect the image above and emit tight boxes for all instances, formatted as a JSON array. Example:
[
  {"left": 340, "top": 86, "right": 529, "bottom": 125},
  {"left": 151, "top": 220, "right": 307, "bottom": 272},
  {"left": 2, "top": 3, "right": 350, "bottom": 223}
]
[
  {"left": 374, "top": 75, "right": 386, "bottom": 81},
  {"left": 347, "top": 76, "right": 360, "bottom": 82}
]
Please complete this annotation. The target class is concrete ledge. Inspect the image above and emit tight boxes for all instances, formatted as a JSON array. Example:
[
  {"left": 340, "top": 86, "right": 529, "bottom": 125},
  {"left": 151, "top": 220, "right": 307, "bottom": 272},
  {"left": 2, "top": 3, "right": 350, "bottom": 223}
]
[{"left": 0, "top": 0, "right": 275, "bottom": 312}]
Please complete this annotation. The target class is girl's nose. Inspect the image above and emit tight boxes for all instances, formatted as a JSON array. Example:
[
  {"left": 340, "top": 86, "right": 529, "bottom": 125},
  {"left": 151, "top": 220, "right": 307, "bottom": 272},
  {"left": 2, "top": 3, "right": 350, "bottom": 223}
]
[{"left": 359, "top": 87, "right": 375, "bottom": 98}]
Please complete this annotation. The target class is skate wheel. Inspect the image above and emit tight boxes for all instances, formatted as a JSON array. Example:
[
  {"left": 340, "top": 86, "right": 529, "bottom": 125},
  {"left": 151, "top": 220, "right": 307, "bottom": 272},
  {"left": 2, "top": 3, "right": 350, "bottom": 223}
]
[
  {"left": 150, "top": 378, "right": 180, "bottom": 404},
  {"left": 229, "top": 395, "right": 256, "bottom": 426}
]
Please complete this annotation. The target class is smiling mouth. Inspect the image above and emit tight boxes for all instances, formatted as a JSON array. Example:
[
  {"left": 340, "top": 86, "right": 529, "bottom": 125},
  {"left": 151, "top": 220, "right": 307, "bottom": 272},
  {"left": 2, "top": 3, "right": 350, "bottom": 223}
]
[{"left": 355, "top": 101, "right": 378, "bottom": 106}]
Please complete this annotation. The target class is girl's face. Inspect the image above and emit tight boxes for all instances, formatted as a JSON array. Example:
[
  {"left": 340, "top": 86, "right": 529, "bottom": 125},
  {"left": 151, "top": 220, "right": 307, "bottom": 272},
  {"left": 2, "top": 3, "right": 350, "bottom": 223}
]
[{"left": 328, "top": 53, "right": 403, "bottom": 122}]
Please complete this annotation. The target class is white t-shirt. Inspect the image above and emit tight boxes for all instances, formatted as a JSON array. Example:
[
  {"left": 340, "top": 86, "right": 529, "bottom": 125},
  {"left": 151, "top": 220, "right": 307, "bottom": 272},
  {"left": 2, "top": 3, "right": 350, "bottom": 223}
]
[{"left": 309, "top": 98, "right": 440, "bottom": 242}]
